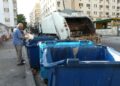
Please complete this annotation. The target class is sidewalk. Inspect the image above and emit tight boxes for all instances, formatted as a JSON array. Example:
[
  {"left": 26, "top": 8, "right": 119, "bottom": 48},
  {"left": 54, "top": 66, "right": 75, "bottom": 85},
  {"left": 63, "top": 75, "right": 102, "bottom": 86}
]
[{"left": 0, "top": 40, "right": 26, "bottom": 86}]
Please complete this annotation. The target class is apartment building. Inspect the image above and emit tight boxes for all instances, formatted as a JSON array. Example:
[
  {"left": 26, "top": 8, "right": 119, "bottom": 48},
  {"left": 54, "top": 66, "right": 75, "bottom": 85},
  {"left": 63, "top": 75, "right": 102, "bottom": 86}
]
[
  {"left": 30, "top": 2, "right": 41, "bottom": 27},
  {"left": 117, "top": 0, "right": 120, "bottom": 17},
  {"left": 35, "top": 3, "right": 41, "bottom": 27},
  {"left": 30, "top": 11, "right": 35, "bottom": 27},
  {"left": 40, "top": 0, "right": 120, "bottom": 20},
  {"left": 0, "top": 0, "right": 17, "bottom": 27}
]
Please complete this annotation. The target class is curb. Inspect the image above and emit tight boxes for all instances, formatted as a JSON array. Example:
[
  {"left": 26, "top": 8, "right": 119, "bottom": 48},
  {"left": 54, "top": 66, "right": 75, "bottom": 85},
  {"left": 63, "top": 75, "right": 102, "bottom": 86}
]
[
  {"left": 25, "top": 61, "right": 36, "bottom": 86},
  {"left": 24, "top": 48, "right": 36, "bottom": 86}
]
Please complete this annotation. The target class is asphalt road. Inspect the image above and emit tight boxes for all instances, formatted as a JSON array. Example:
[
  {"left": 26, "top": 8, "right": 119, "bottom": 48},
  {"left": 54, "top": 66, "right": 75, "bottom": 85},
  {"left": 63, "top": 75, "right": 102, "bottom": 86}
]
[
  {"left": 0, "top": 40, "right": 26, "bottom": 86},
  {"left": 101, "top": 36, "right": 120, "bottom": 51}
]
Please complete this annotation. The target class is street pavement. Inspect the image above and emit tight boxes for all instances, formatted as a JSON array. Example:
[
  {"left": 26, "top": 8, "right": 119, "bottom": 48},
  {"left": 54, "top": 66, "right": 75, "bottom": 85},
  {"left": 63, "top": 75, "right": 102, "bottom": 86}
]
[
  {"left": 0, "top": 40, "right": 26, "bottom": 86},
  {"left": 0, "top": 39, "right": 47, "bottom": 86},
  {"left": 101, "top": 36, "right": 120, "bottom": 51}
]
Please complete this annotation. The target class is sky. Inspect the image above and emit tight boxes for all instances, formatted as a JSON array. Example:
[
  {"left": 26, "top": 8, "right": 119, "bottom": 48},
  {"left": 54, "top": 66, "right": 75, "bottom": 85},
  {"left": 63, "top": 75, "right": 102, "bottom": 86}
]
[{"left": 17, "top": 0, "right": 37, "bottom": 22}]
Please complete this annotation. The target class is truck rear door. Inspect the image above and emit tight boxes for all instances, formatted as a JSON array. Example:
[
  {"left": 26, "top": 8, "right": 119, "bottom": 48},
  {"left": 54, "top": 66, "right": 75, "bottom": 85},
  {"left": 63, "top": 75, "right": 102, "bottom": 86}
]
[{"left": 65, "top": 17, "right": 95, "bottom": 37}]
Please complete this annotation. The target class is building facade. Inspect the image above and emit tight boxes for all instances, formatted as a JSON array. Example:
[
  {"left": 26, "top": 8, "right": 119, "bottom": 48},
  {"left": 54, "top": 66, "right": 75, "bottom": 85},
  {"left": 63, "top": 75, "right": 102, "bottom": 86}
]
[
  {"left": 0, "top": 0, "right": 17, "bottom": 27},
  {"left": 117, "top": 0, "right": 120, "bottom": 17},
  {"left": 30, "top": 2, "right": 41, "bottom": 27},
  {"left": 30, "top": 11, "right": 35, "bottom": 27},
  {"left": 40, "top": 0, "right": 120, "bottom": 20}
]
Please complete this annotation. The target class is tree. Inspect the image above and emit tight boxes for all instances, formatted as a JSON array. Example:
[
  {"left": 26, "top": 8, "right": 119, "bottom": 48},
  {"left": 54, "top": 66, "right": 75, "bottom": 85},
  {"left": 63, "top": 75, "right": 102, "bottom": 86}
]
[{"left": 17, "top": 14, "right": 27, "bottom": 29}]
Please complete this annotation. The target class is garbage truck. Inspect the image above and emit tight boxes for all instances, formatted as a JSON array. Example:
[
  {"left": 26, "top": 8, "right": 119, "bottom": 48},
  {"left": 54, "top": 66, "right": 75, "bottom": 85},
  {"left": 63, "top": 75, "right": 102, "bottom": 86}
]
[{"left": 40, "top": 11, "right": 101, "bottom": 43}]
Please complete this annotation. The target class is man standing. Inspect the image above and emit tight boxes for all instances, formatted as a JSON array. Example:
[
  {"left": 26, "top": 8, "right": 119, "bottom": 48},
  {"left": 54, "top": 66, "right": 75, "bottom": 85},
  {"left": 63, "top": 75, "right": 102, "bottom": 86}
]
[{"left": 12, "top": 23, "right": 25, "bottom": 65}]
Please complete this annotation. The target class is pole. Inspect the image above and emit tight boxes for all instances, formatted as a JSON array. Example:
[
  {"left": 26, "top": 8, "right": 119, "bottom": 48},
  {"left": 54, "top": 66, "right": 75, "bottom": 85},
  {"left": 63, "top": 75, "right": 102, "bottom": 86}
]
[
  {"left": 63, "top": 0, "right": 65, "bottom": 10},
  {"left": 117, "top": 20, "right": 119, "bottom": 36},
  {"left": 116, "top": 16, "right": 119, "bottom": 36}
]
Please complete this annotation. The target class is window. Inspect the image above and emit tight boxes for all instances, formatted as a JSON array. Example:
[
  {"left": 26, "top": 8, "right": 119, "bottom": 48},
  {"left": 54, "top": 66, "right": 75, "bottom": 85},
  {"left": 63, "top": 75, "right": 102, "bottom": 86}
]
[
  {"left": 79, "top": 3, "right": 83, "bottom": 8},
  {"left": 87, "top": 11, "right": 90, "bottom": 14},
  {"left": 94, "top": 11, "right": 97, "bottom": 15},
  {"left": 4, "top": 8, "right": 9, "bottom": 12},
  {"left": 94, "top": 4, "right": 97, "bottom": 8},
  {"left": 112, "top": 6, "right": 115, "bottom": 9},
  {"left": 112, "top": 12, "right": 115, "bottom": 16},
  {"left": 106, "top": 0, "right": 109, "bottom": 3},
  {"left": 14, "top": 12, "right": 17, "bottom": 17},
  {"left": 118, "top": 0, "right": 120, "bottom": 3},
  {"left": 86, "top": 4, "right": 90, "bottom": 9},
  {"left": 57, "top": 1, "right": 60, "bottom": 7},
  {"left": 79, "top": 3, "right": 83, "bottom": 7},
  {"left": 99, "top": 12, "right": 103, "bottom": 15},
  {"left": 113, "top": 0, "right": 115, "bottom": 2},
  {"left": 106, "top": 5, "right": 109, "bottom": 9},
  {"left": 86, "top": 4, "right": 90, "bottom": 7},
  {"left": 13, "top": 0, "right": 16, "bottom": 4},
  {"left": 117, "top": 6, "right": 120, "bottom": 9},
  {"left": 100, "top": 0, "right": 103, "bottom": 2},
  {"left": 117, "top": 13, "right": 119, "bottom": 16},
  {"left": 14, "top": 9, "right": 17, "bottom": 12},
  {"left": 106, "top": 12, "right": 109, "bottom": 15},
  {"left": 14, "top": 18, "right": 17, "bottom": 25},
  {"left": 3, "top": 0, "right": 8, "bottom": 2},
  {"left": 5, "top": 18, "right": 10, "bottom": 22},
  {"left": 87, "top": 11, "right": 90, "bottom": 16},
  {"left": 100, "top": 5, "right": 103, "bottom": 8},
  {"left": 87, "top": 0, "right": 90, "bottom": 2}
]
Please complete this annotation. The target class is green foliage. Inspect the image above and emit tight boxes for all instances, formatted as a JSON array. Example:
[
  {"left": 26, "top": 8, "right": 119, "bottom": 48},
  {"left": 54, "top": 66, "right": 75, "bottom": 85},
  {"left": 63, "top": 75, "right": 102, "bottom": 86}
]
[{"left": 17, "top": 14, "right": 27, "bottom": 29}]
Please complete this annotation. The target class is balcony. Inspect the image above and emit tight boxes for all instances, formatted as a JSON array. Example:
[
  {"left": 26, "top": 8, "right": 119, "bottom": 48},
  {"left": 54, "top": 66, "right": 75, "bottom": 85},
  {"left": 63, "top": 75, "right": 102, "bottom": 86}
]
[
  {"left": 99, "top": 0, "right": 104, "bottom": 4},
  {"left": 117, "top": 6, "right": 120, "bottom": 11}
]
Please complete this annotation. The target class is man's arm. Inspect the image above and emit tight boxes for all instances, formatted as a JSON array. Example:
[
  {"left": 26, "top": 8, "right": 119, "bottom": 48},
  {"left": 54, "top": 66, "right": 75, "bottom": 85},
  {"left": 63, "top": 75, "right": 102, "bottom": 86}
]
[{"left": 17, "top": 30, "right": 25, "bottom": 39}]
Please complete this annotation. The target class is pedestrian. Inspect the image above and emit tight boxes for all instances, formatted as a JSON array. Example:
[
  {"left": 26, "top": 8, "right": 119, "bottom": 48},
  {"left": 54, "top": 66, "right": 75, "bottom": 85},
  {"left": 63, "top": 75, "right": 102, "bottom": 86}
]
[{"left": 12, "top": 23, "right": 25, "bottom": 65}]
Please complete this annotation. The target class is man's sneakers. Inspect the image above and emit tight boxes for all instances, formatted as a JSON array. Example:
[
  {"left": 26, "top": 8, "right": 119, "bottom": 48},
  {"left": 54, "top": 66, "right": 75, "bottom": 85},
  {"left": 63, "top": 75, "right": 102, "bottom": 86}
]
[
  {"left": 17, "top": 60, "right": 25, "bottom": 66},
  {"left": 21, "top": 59, "right": 26, "bottom": 64},
  {"left": 17, "top": 62, "right": 24, "bottom": 66}
]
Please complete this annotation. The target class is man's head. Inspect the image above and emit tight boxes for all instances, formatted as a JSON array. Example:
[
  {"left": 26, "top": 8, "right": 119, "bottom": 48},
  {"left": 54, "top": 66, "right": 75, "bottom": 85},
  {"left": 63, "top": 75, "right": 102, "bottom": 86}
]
[{"left": 17, "top": 23, "right": 24, "bottom": 30}]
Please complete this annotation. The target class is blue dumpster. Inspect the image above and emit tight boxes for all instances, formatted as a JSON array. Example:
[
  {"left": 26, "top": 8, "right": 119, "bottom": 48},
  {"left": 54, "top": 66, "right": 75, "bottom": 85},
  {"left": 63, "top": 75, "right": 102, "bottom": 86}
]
[
  {"left": 39, "top": 40, "right": 94, "bottom": 79},
  {"left": 28, "top": 36, "right": 57, "bottom": 45},
  {"left": 41, "top": 45, "right": 120, "bottom": 86},
  {"left": 26, "top": 36, "right": 57, "bottom": 69},
  {"left": 26, "top": 44, "right": 40, "bottom": 69}
]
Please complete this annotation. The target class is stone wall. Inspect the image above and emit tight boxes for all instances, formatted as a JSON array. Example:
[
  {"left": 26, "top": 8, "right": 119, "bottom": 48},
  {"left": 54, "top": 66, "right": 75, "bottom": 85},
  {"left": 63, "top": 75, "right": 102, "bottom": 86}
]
[{"left": 96, "top": 27, "right": 118, "bottom": 36}]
